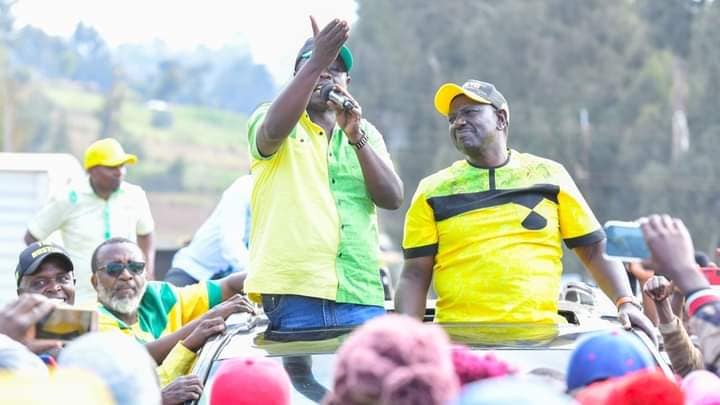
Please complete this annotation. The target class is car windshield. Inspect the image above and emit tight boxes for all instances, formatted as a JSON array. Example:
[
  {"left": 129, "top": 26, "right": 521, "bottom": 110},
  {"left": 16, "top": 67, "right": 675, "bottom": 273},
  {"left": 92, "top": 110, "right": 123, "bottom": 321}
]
[{"left": 195, "top": 321, "right": 618, "bottom": 405}]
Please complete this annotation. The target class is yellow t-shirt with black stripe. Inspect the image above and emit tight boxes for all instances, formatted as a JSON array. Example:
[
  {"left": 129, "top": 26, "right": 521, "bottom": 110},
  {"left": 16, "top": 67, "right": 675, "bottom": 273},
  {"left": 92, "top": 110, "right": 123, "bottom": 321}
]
[
  {"left": 98, "top": 280, "right": 223, "bottom": 341},
  {"left": 402, "top": 150, "right": 604, "bottom": 324}
]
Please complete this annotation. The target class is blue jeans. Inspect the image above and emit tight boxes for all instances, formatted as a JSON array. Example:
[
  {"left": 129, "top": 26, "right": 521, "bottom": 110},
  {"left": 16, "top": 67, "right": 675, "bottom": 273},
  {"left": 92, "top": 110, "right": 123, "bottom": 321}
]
[{"left": 261, "top": 294, "right": 385, "bottom": 331}]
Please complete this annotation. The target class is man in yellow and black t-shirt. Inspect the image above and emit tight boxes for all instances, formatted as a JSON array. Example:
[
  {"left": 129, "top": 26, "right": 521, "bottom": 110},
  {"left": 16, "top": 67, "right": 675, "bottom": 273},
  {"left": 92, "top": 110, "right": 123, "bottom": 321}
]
[{"left": 396, "top": 80, "right": 654, "bottom": 338}]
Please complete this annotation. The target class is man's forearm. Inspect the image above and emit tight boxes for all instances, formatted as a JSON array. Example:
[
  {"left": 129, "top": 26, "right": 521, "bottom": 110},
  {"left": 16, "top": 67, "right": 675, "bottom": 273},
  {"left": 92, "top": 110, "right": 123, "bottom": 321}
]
[
  {"left": 395, "top": 259, "right": 433, "bottom": 320},
  {"left": 145, "top": 319, "right": 199, "bottom": 363},
  {"left": 219, "top": 272, "right": 246, "bottom": 300},
  {"left": 355, "top": 146, "right": 403, "bottom": 210},
  {"left": 138, "top": 233, "right": 156, "bottom": 280},
  {"left": 259, "top": 60, "right": 324, "bottom": 155},
  {"left": 575, "top": 240, "right": 632, "bottom": 302}
]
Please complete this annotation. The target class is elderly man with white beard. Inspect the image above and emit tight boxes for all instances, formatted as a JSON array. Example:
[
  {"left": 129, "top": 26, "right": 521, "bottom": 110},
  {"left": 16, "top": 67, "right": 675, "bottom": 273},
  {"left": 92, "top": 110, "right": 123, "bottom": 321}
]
[{"left": 91, "top": 237, "right": 255, "bottom": 404}]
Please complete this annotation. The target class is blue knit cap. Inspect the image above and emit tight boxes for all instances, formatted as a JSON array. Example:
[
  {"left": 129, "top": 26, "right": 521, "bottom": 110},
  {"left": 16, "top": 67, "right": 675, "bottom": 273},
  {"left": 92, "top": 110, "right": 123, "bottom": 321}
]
[{"left": 566, "top": 329, "right": 654, "bottom": 391}]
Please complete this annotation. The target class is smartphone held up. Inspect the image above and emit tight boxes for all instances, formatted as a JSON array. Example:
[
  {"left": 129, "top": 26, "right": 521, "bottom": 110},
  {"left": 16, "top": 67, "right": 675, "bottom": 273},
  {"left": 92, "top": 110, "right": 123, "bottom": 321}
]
[
  {"left": 35, "top": 305, "right": 98, "bottom": 341},
  {"left": 603, "top": 220, "right": 651, "bottom": 262}
]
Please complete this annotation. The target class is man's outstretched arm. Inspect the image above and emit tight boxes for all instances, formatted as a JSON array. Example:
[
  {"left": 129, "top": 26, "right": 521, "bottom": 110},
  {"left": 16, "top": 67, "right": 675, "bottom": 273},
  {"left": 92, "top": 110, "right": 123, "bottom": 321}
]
[
  {"left": 395, "top": 256, "right": 434, "bottom": 320},
  {"left": 574, "top": 239, "right": 657, "bottom": 343},
  {"left": 257, "top": 17, "right": 349, "bottom": 157}
]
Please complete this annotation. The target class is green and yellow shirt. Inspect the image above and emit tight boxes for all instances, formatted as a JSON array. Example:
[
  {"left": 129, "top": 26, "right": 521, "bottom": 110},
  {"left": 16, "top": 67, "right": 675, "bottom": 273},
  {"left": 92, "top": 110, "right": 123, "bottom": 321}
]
[
  {"left": 245, "top": 103, "right": 394, "bottom": 306},
  {"left": 98, "top": 280, "right": 223, "bottom": 386},
  {"left": 98, "top": 280, "right": 223, "bottom": 341},
  {"left": 403, "top": 150, "right": 604, "bottom": 324}
]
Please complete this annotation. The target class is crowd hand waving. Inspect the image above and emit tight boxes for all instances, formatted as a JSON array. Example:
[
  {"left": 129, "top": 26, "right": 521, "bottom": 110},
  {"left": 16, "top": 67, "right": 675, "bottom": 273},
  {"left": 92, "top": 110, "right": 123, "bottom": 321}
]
[
  {"left": 203, "top": 294, "right": 256, "bottom": 321},
  {"left": 308, "top": 16, "right": 349, "bottom": 70},
  {"left": 161, "top": 375, "right": 203, "bottom": 405},
  {"left": 639, "top": 215, "right": 709, "bottom": 294},
  {"left": 643, "top": 276, "right": 673, "bottom": 303},
  {"left": 0, "top": 294, "right": 63, "bottom": 353}
]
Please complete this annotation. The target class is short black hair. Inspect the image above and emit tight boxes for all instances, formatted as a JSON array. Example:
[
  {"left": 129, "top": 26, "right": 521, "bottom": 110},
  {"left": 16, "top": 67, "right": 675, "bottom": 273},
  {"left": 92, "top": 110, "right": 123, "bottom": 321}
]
[
  {"left": 90, "top": 237, "right": 137, "bottom": 272},
  {"left": 695, "top": 251, "right": 711, "bottom": 267}
]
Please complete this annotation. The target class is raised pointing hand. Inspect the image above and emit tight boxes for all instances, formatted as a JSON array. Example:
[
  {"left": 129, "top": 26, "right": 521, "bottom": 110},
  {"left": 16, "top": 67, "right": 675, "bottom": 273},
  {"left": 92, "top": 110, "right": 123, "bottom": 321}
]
[{"left": 307, "top": 16, "right": 349, "bottom": 70}]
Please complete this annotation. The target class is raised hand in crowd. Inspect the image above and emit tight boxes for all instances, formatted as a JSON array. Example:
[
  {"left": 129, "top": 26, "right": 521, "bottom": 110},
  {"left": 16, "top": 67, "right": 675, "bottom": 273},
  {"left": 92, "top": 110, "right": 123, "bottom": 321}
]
[
  {"left": 643, "top": 275, "right": 675, "bottom": 324},
  {"left": 182, "top": 316, "right": 226, "bottom": 352},
  {"left": 640, "top": 215, "right": 710, "bottom": 294},
  {"left": 640, "top": 214, "right": 720, "bottom": 374},
  {"left": 0, "top": 293, "right": 62, "bottom": 353},
  {"left": 162, "top": 375, "right": 204, "bottom": 405}
]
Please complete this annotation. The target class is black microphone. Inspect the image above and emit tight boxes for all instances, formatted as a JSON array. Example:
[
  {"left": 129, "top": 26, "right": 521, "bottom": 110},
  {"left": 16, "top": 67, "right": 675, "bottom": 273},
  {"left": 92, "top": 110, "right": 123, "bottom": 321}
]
[{"left": 319, "top": 84, "right": 358, "bottom": 113}]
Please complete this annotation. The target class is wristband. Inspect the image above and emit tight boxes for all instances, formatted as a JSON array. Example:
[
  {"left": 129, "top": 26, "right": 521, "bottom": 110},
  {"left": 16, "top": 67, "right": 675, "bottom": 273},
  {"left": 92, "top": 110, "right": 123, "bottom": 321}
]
[
  {"left": 615, "top": 296, "right": 643, "bottom": 311},
  {"left": 349, "top": 130, "right": 369, "bottom": 150},
  {"left": 686, "top": 289, "right": 720, "bottom": 317}
]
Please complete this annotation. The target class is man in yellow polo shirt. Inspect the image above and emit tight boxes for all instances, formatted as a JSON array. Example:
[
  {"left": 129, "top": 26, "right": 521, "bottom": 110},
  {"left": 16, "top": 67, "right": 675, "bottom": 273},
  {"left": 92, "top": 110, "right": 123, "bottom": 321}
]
[
  {"left": 245, "top": 17, "right": 403, "bottom": 331},
  {"left": 25, "top": 138, "right": 155, "bottom": 301},
  {"left": 396, "top": 80, "right": 655, "bottom": 340}
]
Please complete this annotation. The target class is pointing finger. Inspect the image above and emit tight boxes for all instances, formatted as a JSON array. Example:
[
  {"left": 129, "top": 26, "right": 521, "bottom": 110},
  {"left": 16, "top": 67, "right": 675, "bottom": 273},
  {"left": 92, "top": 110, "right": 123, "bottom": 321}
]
[{"left": 310, "top": 15, "right": 320, "bottom": 37}]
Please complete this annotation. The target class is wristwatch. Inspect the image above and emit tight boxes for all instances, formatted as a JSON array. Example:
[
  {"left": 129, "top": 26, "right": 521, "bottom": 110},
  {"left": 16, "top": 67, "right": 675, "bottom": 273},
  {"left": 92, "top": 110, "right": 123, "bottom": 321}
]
[{"left": 349, "top": 129, "right": 369, "bottom": 150}]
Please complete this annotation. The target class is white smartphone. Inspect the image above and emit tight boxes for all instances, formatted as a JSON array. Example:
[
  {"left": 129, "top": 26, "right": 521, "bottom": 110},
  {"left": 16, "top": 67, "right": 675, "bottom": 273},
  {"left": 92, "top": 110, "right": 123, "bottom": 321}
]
[{"left": 603, "top": 220, "right": 651, "bottom": 262}]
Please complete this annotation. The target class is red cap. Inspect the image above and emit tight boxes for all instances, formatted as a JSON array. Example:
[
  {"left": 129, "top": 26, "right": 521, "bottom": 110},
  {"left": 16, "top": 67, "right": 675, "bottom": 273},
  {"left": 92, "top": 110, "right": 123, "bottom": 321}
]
[
  {"left": 575, "top": 369, "right": 683, "bottom": 405},
  {"left": 210, "top": 357, "right": 291, "bottom": 405}
]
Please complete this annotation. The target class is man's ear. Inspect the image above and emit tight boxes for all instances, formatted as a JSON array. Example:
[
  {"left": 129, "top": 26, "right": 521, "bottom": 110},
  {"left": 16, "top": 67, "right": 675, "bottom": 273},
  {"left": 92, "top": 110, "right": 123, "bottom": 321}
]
[
  {"left": 496, "top": 109, "right": 508, "bottom": 131},
  {"left": 346, "top": 74, "right": 351, "bottom": 86},
  {"left": 90, "top": 273, "right": 98, "bottom": 290}
]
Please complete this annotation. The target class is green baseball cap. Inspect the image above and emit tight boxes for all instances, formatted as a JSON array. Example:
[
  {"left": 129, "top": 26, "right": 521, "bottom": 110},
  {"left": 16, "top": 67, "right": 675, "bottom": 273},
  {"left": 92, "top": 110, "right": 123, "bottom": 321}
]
[{"left": 294, "top": 38, "right": 353, "bottom": 73}]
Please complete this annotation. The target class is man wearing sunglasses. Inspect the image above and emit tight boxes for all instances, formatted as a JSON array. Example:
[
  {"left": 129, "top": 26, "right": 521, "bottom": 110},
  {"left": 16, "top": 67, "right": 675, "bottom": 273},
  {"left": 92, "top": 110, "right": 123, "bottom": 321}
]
[
  {"left": 91, "top": 237, "right": 255, "bottom": 398},
  {"left": 16, "top": 242, "right": 76, "bottom": 306}
]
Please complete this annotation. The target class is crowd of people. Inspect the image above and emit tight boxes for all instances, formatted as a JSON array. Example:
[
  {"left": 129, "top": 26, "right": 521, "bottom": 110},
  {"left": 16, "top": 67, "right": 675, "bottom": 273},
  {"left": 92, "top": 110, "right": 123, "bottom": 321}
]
[{"left": 2, "top": 15, "right": 720, "bottom": 404}]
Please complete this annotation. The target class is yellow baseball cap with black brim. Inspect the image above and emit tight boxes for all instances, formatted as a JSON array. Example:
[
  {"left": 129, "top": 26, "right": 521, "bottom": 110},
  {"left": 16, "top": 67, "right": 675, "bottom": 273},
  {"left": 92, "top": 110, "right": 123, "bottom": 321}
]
[
  {"left": 434, "top": 80, "right": 510, "bottom": 122},
  {"left": 294, "top": 38, "right": 354, "bottom": 73},
  {"left": 83, "top": 138, "right": 138, "bottom": 170}
]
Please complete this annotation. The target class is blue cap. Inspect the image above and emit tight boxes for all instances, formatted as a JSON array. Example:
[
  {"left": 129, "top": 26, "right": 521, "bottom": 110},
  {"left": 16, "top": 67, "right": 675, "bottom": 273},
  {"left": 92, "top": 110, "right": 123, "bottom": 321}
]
[{"left": 566, "top": 329, "right": 654, "bottom": 391}]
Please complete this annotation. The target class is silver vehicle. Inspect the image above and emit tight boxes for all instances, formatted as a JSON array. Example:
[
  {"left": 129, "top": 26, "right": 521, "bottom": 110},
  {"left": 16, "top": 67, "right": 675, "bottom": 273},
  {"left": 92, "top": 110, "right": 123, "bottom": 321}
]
[{"left": 189, "top": 284, "right": 671, "bottom": 404}]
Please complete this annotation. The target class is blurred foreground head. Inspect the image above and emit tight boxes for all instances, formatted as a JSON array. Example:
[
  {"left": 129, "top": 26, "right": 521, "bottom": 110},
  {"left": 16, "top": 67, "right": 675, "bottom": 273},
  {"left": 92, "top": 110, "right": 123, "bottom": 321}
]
[
  {"left": 566, "top": 329, "right": 654, "bottom": 391},
  {"left": 682, "top": 370, "right": 720, "bottom": 405},
  {"left": 451, "top": 375, "right": 575, "bottom": 405},
  {"left": 452, "top": 346, "right": 515, "bottom": 385},
  {"left": 210, "top": 356, "right": 291, "bottom": 405},
  {"left": 0, "top": 368, "right": 115, "bottom": 405},
  {"left": 0, "top": 334, "right": 47, "bottom": 375},
  {"left": 574, "top": 369, "right": 683, "bottom": 405},
  {"left": 323, "top": 314, "right": 459, "bottom": 405},
  {"left": 58, "top": 331, "right": 161, "bottom": 405}
]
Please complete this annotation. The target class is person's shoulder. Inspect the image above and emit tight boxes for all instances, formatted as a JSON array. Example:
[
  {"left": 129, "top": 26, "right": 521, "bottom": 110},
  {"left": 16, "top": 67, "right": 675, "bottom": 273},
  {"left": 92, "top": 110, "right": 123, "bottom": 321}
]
[
  {"left": 118, "top": 181, "right": 150, "bottom": 197},
  {"left": 416, "top": 160, "right": 469, "bottom": 195},
  {"left": 227, "top": 175, "right": 253, "bottom": 193},
  {"left": 46, "top": 178, "right": 88, "bottom": 206},
  {"left": 512, "top": 150, "right": 567, "bottom": 172},
  {"left": 248, "top": 103, "right": 272, "bottom": 125}
]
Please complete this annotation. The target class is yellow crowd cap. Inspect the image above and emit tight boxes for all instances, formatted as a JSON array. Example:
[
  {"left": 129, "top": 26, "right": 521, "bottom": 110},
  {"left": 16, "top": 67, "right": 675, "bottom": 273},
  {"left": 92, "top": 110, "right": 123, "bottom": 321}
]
[
  {"left": 434, "top": 80, "right": 509, "bottom": 122},
  {"left": 83, "top": 138, "right": 138, "bottom": 170}
]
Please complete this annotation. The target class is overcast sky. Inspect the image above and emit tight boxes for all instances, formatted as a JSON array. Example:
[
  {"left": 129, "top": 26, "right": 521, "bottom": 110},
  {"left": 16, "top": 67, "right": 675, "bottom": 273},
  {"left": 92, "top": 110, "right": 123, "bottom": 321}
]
[{"left": 12, "top": 0, "right": 358, "bottom": 84}]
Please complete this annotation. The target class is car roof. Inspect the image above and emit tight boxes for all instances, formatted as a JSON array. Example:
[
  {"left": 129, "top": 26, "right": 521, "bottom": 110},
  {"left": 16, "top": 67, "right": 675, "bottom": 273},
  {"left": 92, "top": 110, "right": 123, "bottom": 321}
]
[{"left": 213, "top": 299, "right": 621, "bottom": 360}]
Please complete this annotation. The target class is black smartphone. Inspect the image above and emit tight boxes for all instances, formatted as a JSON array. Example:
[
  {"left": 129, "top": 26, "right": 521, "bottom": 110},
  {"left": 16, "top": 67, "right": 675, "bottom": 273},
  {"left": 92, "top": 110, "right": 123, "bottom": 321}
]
[
  {"left": 36, "top": 306, "right": 98, "bottom": 341},
  {"left": 603, "top": 220, "right": 651, "bottom": 262}
]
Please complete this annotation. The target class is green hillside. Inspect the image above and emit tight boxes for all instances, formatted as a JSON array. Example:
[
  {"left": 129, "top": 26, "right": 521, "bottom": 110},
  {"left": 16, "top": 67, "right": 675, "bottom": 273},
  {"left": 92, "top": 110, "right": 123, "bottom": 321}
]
[{"left": 44, "top": 82, "right": 250, "bottom": 193}]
